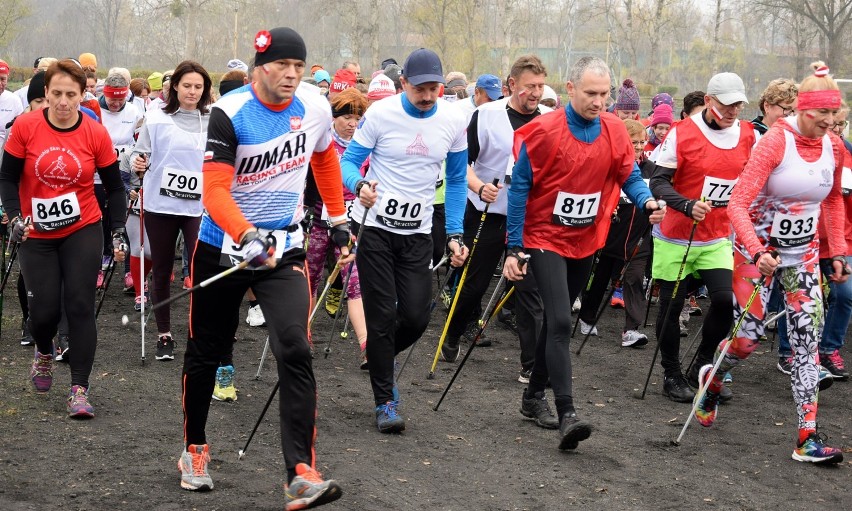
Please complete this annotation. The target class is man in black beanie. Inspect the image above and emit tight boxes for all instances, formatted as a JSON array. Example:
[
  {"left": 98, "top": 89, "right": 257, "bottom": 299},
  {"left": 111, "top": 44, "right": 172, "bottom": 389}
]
[{"left": 178, "top": 26, "right": 346, "bottom": 510}]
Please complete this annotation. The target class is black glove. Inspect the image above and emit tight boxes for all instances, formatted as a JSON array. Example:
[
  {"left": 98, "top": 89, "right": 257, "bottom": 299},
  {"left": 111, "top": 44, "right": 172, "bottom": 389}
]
[
  {"left": 330, "top": 222, "right": 351, "bottom": 249},
  {"left": 447, "top": 234, "right": 465, "bottom": 253},
  {"left": 10, "top": 216, "right": 29, "bottom": 243},
  {"left": 112, "top": 227, "right": 129, "bottom": 254},
  {"left": 241, "top": 230, "right": 275, "bottom": 268}
]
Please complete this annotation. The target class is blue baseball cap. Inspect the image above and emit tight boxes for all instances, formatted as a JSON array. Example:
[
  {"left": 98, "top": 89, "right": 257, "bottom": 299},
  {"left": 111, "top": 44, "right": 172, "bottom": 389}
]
[
  {"left": 475, "top": 74, "right": 503, "bottom": 100},
  {"left": 402, "top": 48, "right": 444, "bottom": 86},
  {"left": 313, "top": 69, "right": 331, "bottom": 85}
]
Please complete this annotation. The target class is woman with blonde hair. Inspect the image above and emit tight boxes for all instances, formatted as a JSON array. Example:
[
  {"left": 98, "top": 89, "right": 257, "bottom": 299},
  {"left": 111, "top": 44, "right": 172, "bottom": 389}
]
[{"left": 702, "top": 62, "right": 847, "bottom": 464}]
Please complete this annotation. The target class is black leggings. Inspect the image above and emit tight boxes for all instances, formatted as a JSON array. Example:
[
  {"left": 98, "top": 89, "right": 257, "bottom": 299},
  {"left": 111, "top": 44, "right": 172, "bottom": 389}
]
[
  {"left": 18, "top": 223, "right": 102, "bottom": 387},
  {"left": 356, "top": 227, "right": 432, "bottom": 406},
  {"left": 183, "top": 241, "right": 314, "bottom": 483},
  {"left": 579, "top": 253, "right": 649, "bottom": 332},
  {"left": 527, "top": 249, "right": 594, "bottom": 419},
  {"left": 655, "top": 268, "right": 732, "bottom": 376},
  {"left": 143, "top": 212, "right": 200, "bottom": 334}
]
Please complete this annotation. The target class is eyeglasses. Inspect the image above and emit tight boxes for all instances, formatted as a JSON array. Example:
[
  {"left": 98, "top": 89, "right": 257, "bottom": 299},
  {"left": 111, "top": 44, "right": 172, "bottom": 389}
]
[
  {"left": 832, "top": 121, "right": 848, "bottom": 129},
  {"left": 774, "top": 103, "right": 796, "bottom": 116},
  {"left": 711, "top": 96, "right": 745, "bottom": 111}
]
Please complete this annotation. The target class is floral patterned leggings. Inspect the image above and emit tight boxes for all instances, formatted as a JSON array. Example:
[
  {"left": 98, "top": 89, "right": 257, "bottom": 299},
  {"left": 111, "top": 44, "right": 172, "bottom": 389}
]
[
  {"left": 710, "top": 251, "right": 822, "bottom": 440},
  {"left": 305, "top": 223, "right": 361, "bottom": 301}
]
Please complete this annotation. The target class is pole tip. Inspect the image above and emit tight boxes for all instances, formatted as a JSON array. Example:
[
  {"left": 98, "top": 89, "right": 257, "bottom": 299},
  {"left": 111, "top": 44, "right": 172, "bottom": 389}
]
[
  {"left": 238, "top": 449, "right": 245, "bottom": 459},
  {"left": 427, "top": 373, "right": 434, "bottom": 380}
]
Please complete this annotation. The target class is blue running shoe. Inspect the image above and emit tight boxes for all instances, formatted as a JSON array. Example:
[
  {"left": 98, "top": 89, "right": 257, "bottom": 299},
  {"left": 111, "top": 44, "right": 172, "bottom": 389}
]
[{"left": 375, "top": 400, "right": 405, "bottom": 433}]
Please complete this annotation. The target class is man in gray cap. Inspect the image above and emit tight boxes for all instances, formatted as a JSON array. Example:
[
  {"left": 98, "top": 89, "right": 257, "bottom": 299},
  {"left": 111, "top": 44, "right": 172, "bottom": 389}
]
[
  {"left": 178, "top": 26, "right": 346, "bottom": 511},
  {"left": 340, "top": 47, "right": 469, "bottom": 434},
  {"left": 649, "top": 71, "right": 755, "bottom": 404}
]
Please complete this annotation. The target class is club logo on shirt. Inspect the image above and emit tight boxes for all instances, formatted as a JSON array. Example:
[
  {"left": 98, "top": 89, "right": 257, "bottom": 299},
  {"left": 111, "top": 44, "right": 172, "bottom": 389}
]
[
  {"left": 34, "top": 147, "right": 83, "bottom": 190},
  {"left": 406, "top": 134, "right": 429, "bottom": 157},
  {"left": 820, "top": 167, "right": 833, "bottom": 187},
  {"left": 235, "top": 132, "right": 308, "bottom": 186},
  {"left": 290, "top": 117, "right": 302, "bottom": 131}
]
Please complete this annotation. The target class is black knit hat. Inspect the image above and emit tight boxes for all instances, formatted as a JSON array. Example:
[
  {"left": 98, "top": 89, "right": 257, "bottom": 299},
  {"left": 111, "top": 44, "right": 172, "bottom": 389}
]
[
  {"left": 27, "top": 71, "right": 46, "bottom": 105},
  {"left": 253, "top": 27, "right": 307, "bottom": 67}
]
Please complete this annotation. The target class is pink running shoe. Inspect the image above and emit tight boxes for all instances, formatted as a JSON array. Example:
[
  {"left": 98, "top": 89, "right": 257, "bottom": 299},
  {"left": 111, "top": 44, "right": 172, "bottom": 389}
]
[
  {"left": 67, "top": 385, "right": 94, "bottom": 418},
  {"left": 30, "top": 350, "right": 53, "bottom": 393}
]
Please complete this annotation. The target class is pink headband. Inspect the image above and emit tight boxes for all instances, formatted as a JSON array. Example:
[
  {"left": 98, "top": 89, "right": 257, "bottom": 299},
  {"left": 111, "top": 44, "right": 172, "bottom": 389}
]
[{"left": 797, "top": 89, "right": 841, "bottom": 111}]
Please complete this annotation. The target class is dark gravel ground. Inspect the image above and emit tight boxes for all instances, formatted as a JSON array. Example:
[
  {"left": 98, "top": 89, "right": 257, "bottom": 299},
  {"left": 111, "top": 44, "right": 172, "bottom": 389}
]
[{"left": 0, "top": 266, "right": 850, "bottom": 511}]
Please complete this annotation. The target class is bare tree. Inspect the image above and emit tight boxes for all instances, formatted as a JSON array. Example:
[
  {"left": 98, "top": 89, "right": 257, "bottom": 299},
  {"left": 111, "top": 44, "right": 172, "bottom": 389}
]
[{"left": 756, "top": 0, "right": 852, "bottom": 68}]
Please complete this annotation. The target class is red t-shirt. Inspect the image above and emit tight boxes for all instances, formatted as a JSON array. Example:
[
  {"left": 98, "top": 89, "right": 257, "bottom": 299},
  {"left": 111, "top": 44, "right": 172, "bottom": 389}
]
[{"left": 3, "top": 109, "right": 117, "bottom": 239}]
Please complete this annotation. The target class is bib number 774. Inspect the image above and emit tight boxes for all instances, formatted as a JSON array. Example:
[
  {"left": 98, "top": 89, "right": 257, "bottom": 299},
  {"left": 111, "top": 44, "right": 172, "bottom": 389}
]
[{"left": 551, "top": 191, "right": 600, "bottom": 227}]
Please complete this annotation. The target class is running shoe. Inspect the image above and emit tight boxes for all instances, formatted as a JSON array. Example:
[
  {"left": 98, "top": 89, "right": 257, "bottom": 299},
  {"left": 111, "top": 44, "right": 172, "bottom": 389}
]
[
  {"left": 558, "top": 412, "right": 592, "bottom": 450},
  {"left": 818, "top": 366, "right": 834, "bottom": 391},
  {"left": 792, "top": 432, "right": 844, "bottom": 464},
  {"left": 182, "top": 276, "right": 191, "bottom": 290},
  {"left": 123, "top": 272, "right": 134, "bottom": 294},
  {"left": 284, "top": 462, "right": 343, "bottom": 510},
  {"left": 30, "top": 349, "right": 53, "bottom": 393},
  {"left": 178, "top": 444, "right": 213, "bottom": 491},
  {"left": 20, "top": 318, "right": 33, "bottom": 346},
  {"left": 134, "top": 295, "right": 148, "bottom": 312},
  {"left": 777, "top": 356, "right": 793, "bottom": 375},
  {"left": 610, "top": 287, "right": 624, "bottom": 308},
  {"left": 520, "top": 391, "right": 559, "bottom": 429},
  {"left": 518, "top": 368, "right": 532, "bottom": 384},
  {"left": 463, "top": 321, "right": 491, "bottom": 347},
  {"left": 375, "top": 400, "right": 405, "bottom": 433},
  {"left": 579, "top": 319, "right": 598, "bottom": 336},
  {"left": 572, "top": 297, "right": 582, "bottom": 312},
  {"left": 687, "top": 295, "right": 702, "bottom": 316},
  {"left": 325, "top": 287, "right": 342, "bottom": 317},
  {"left": 96, "top": 270, "right": 105, "bottom": 289},
  {"left": 694, "top": 364, "right": 720, "bottom": 427},
  {"left": 678, "top": 318, "right": 689, "bottom": 337},
  {"left": 649, "top": 283, "right": 660, "bottom": 304},
  {"left": 821, "top": 350, "right": 848, "bottom": 381},
  {"left": 156, "top": 334, "right": 175, "bottom": 361},
  {"left": 440, "top": 339, "right": 461, "bottom": 363},
  {"left": 621, "top": 330, "right": 648, "bottom": 348},
  {"left": 55, "top": 335, "right": 70, "bottom": 363},
  {"left": 662, "top": 373, "right": 695, "bottom": 403},
  {"left": 246, "top": 304, "right": 266, "bottom": 327},
  {"left": 212, "top": 365, "right": 237, "bottom": 402},
  {"left": 722, "top": 371, "right": 733, "bottom": 384},
  {"left": 67, "top": 385, "right": 94, "bottom": 418},
  {"left": 696, "top": 285, "right": 708, "bottom": 299}
]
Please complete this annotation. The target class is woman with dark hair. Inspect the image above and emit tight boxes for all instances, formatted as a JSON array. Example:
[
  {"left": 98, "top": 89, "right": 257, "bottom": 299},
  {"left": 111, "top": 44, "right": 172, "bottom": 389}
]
[
  {"left": 0, "top": 59, "right": 128, "bottom": 418},
  {"left": 131, "top": 60, "right": 212, "bottom": 361}
]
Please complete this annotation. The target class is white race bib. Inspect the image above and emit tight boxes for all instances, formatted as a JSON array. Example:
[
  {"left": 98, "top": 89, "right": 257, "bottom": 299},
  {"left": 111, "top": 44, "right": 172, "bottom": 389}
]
[
  {"left": 769, "top": 211, "right": 818, "bottom": 248},
  {"left": 374, "top": 192, "right": 426, "bottom": 230},
  {"left": 701, "top": 176, "right": 737, "bottom": 207},
  {"left": 321, "top": 199, "right": 354, "bottom": 223},
  {"left": 129, "top": 195, "right": 141, "bottom": 215},
  {"left": 160, "top": 167, "right": 202, "bottom": 200},
  {"left": 219, "top": 229, "right": 290, "bottom": 267},
  {"left": 551, "top": 191, "right": 601, "bottom": 227},
  {"left": 32, "top": 192, "right": 81, "bottom": 232}
]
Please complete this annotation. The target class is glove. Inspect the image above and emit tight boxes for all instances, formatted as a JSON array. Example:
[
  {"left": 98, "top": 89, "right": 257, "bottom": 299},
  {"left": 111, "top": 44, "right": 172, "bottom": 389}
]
[
  {"left": 10, "top": 216, "right": 29, "bottom": 243},
  {"left": 330, "top": 222, "right": 351, "bottom": 249},
  {"left": 241, "top": 230, "right": 275, "bottom": 268},
  {"left": 447, "top": 234, "right": 465, "bottom": 253},
  {"left": 112, "top": 227, "right": 129, "bottom": 254},
  {"left": 506, "top": 246, "right": 529, "bottom": 266}
]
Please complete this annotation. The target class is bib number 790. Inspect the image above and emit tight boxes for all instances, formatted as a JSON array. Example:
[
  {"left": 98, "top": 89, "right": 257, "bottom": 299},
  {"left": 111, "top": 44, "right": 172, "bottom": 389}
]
[{"left": 551, "top": 191, "right": 600, "bottom": 227}]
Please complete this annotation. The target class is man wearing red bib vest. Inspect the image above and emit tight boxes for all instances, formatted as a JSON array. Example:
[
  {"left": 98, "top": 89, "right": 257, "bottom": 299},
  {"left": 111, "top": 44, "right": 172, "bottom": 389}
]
[
  {"left": 504, "top": 57, "right": 665, "bottom": 451},
  {"left": 649, "top": 72, "right": 756, "bottom": 403}
]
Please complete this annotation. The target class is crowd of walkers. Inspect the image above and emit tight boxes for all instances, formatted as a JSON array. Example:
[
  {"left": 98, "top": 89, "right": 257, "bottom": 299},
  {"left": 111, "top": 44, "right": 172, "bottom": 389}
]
[{"left": 0, "top": 23, "right": 849, "bottom": 510}]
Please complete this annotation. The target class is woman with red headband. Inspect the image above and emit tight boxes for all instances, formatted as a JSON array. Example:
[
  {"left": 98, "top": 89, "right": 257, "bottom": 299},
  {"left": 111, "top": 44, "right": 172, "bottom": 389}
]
[{"left": 698, "top": 61, "right": 847, "bottom": 464}]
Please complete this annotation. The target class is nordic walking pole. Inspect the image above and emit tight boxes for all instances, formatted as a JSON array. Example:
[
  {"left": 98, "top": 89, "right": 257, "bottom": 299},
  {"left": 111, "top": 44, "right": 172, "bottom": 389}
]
[
  {"left": 434, "top": 280, "right": 519, "bottom": 410},
  {"left": 138, "top": 184, "right": 147, "bottom": 365},
  {"left": 428, "top": 178, "right": 500, "bottom": 379},
  {"left": 575, "top": 209, "right": 662, "bottom": 356},
  {"left": 309, "top": 263, "right": 342, "bottom": 325},
  {"left": 674, "top": 268, "right": 772, "bottom": 445},
  {"left": 150, "top": 259, "right": 253, "bottom": 311},
  {"left": 571, "top": 249, "right": 602, "bottom": 338},
  {"left": 95, "top": 256, "right": 117, "bottom": 318},
  {"left": 643, "top": 277, "right": 655, "bottom": 327},
  {"left": 238, "top": 380, "right": 280, "bottom": 459},
  {"left": 0, "top": 226, "right": 5, "bottom": 339},
  {"left": 636, "top": 213, "right": 700, "bottom": 400},
  {"left": 323, "top": 207, "right": 368, "bottom": 358}
]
